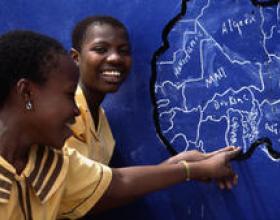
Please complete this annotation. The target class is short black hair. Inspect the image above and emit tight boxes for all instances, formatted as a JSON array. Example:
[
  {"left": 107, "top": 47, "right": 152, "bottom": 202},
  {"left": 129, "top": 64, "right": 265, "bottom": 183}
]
[
  {"left": 72, "top": 15, "right": 129, "bottom": 52},
  {"left": 0, "top": 30, "right": 67, "bottom": 105}
]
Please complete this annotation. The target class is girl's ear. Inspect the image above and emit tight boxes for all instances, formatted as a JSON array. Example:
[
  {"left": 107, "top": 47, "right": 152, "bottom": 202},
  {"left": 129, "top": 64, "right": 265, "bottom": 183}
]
[
  {"left": 70, "top": 48, "right": 80, "bottom": 67},
  {"left": 17, "top": 79, "right": 32, "bottom": 99},
  {"left": 16, "top": 78, "right": 34, "bottom": 111}
]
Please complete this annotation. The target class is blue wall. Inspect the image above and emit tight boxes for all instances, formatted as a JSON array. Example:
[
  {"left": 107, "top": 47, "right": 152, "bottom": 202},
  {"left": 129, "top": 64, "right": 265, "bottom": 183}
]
[{"left": 1, "top": 1, "right": 280, "bottom": 220}]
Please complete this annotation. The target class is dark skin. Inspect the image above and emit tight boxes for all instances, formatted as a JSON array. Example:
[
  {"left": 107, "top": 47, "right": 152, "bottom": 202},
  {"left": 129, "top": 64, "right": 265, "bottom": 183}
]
[
  {"left": 70, "top": 22, "right": 241, "bottom": 214},
  {"left": 0, "top": 32, "right": 240, "bottom": 220},
  {"left": 93, "top": 147, "right": 240, "bottom": 213},
  {"left": 71, "top": 23, "right": 132, "bottom": 129},
  {"left": 80, "top": 83, "right": 100, "bottom": 130},
  {"left": 0, "top": 55, "right": 79, "bottom": 174}
]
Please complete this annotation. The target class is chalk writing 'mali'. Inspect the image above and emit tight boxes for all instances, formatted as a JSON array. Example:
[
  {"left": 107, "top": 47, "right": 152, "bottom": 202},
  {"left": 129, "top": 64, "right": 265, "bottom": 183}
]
[{"left": 205, "top": 67, "right": 227, "bottom": 88}]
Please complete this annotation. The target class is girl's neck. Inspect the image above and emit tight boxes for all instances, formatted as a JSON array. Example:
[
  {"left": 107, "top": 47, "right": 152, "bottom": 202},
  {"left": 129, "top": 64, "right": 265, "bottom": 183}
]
[
  {"left": 80, "top": 83, "right": 105, "bottom": 130},
  {"left": 0, "top": 114, "right": 30, "bottom": 174}
]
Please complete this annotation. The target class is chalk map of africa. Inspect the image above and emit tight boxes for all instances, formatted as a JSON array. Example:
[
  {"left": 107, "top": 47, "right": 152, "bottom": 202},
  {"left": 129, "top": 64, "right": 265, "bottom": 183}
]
[{"left": 152, "top": 0, "right": 280, "bottom": 161}]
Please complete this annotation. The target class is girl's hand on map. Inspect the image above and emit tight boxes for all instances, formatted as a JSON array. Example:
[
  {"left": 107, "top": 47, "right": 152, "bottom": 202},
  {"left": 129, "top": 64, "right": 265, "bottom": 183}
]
[{"left": 163, "top": 146, "right": 238, "bottom": 164}]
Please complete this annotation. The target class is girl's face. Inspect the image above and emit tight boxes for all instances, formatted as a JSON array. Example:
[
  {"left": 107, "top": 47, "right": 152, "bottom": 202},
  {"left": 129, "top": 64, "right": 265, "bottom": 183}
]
[
  {"left": 30, "top": 55, "right": 80, "bottom": 149},
  {"left": 73, "top": 23, "right": 132, "bottom": 94}
]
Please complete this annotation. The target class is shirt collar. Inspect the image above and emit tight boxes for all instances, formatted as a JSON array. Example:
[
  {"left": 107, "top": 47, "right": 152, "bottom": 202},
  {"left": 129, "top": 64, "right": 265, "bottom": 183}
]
[
  {"left": 0, "top": 145, "right": 69, "bottom": 204},
  {"left": 71, "top": 86, "right": 101, "bottom": 138}
]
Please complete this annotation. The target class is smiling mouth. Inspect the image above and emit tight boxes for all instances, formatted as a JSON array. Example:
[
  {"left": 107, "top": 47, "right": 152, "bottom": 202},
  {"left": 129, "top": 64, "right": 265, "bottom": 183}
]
[{"left": 101, "top": 70, "right": 123, "bottom": 83}]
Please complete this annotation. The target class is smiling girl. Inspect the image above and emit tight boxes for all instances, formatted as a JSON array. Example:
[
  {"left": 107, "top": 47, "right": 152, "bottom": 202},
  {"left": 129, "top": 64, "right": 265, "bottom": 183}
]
[
  {"left": 65, "top": 15, "right": 240, "bottom": 192},
  {"left": 0, "top": 30, "right": 112, "bottom": 219},
  {"left": 65, "top": 16, "right": 131, "bottom": 164},
  {"left": 0, "top": 29, "right": 240, "bottom": 220}
]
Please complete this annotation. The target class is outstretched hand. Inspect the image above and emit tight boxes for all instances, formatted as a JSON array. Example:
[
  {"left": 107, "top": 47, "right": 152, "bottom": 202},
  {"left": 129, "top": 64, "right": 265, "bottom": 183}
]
[
  {"left": 164, "top": 146, "right": 238, "bottom": 164},
  {"left": 164, "top": 146, "right": 241, "bottom": 189},
  {"left": 194, "top": 147, "right": 240, "bottom": 189}
]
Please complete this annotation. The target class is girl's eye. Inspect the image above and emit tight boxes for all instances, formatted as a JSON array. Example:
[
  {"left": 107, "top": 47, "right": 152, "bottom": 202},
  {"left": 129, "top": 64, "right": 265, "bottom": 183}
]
[
  {"left": 92, "top": 46, "right": 107, "bottom": 53},
  {"left": 119, "top": 47, "right": 131, "bottom": 55}
]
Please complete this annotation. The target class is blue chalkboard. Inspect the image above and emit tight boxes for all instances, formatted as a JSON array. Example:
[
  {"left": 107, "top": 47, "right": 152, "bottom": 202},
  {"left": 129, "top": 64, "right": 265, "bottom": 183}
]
[
  {"left": 1, "top": 0, "right": 280, "bottom": 220},
  {"left": 151, "top": 0, "right": 280, "bottom": 220}
]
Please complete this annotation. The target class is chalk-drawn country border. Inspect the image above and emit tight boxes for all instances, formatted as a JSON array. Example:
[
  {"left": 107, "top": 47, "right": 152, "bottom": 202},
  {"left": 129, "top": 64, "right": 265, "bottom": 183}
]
[
  {"left": 150, "top": 0, "right": 280, "bottom": 161},
  {"left": 197, "top": 0, "right": 268, "bottom": 63}
]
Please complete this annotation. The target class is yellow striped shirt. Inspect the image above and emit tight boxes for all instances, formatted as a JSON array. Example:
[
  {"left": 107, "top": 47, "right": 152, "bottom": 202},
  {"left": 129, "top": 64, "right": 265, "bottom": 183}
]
[
  {"left": 65, "top": 86, "right": 115, "bottom": 164},
  {"left": 0, "top": 145, "right": 112, "bottom": 220}
]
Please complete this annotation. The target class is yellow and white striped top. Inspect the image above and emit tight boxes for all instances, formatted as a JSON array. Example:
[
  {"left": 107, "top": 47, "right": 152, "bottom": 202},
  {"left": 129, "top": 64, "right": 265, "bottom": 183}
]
[{"left": 0, "top": 145, "right": 112, "bottom": 220}]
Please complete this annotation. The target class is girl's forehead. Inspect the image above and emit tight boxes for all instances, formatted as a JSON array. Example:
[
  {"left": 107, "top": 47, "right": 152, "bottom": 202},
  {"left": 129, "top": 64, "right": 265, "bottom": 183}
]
[
  {"left": 87, "top": 22, "right": 123, "bottom": 31},
  {"left": 85, "top": 23, "right": 128, "bottom": 40}
]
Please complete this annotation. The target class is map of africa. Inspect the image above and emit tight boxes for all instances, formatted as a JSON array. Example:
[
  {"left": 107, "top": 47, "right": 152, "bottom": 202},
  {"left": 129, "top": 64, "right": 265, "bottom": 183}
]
[{"left": 153, "top": 0, "right": 280, "bottom": 161}]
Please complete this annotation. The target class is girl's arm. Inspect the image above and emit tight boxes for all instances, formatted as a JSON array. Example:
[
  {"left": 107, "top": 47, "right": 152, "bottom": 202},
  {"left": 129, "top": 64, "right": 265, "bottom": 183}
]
[{"left": 92, "top": 147, "right": 240, "bottom": 213}]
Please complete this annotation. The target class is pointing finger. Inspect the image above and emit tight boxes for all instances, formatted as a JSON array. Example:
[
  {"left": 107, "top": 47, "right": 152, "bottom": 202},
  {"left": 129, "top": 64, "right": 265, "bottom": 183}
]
[{"left": 224, "top": 147, "right": 241, "bottom": 161}]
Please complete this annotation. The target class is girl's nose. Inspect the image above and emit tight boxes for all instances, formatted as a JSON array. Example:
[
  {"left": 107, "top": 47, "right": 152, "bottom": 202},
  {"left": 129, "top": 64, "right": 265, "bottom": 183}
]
[{"left": 107, "top": 51, "right": 122, "bottom": 63}]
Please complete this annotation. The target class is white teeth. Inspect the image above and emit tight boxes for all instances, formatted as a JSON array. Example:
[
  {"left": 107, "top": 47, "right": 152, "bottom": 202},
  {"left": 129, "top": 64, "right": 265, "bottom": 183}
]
[{"left": 102, "top": 70, "right": 121, "bottom": 77}]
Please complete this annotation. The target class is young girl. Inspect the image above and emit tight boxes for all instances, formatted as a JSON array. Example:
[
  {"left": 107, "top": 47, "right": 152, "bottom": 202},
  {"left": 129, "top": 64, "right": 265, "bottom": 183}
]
[
  {"left": 65, "top": 16, "right": 239, "bottom": 190},
  {"left": 0, "top": 29, "right": 239, "bottom": 220},
  {"left": 65, "top": 16, "right": 131, "bottom": 164},
  {"left": 0, "top": 30, "right": 115, "bottom": 220}
]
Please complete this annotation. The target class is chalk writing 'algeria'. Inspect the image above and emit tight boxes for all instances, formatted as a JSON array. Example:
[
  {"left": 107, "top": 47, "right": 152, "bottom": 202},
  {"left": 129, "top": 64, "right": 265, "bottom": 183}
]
[{"left": 222, "top": 14, "right": 256, "bottom": 37}]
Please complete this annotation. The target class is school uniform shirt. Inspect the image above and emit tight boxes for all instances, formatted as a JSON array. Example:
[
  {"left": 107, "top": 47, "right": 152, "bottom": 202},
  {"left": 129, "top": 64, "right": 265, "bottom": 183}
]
[
  {"left": 65, "top": 86, "right": 115, "bottom": 165},
  {"left": 0, "top": 145, "right": 112, "bottom": 220}
]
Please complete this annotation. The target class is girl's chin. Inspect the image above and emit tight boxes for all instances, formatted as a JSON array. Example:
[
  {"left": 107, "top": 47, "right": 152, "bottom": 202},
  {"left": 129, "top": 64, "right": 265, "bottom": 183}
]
[
  {"left": 51, "top": 137, "right": 68, "bottom": 150},
  {"left": 50, "top": 128, "right": 72, "bottom": 149},
  {"left": 103, "top": 84, "right": 121, "bottom": 93}
]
